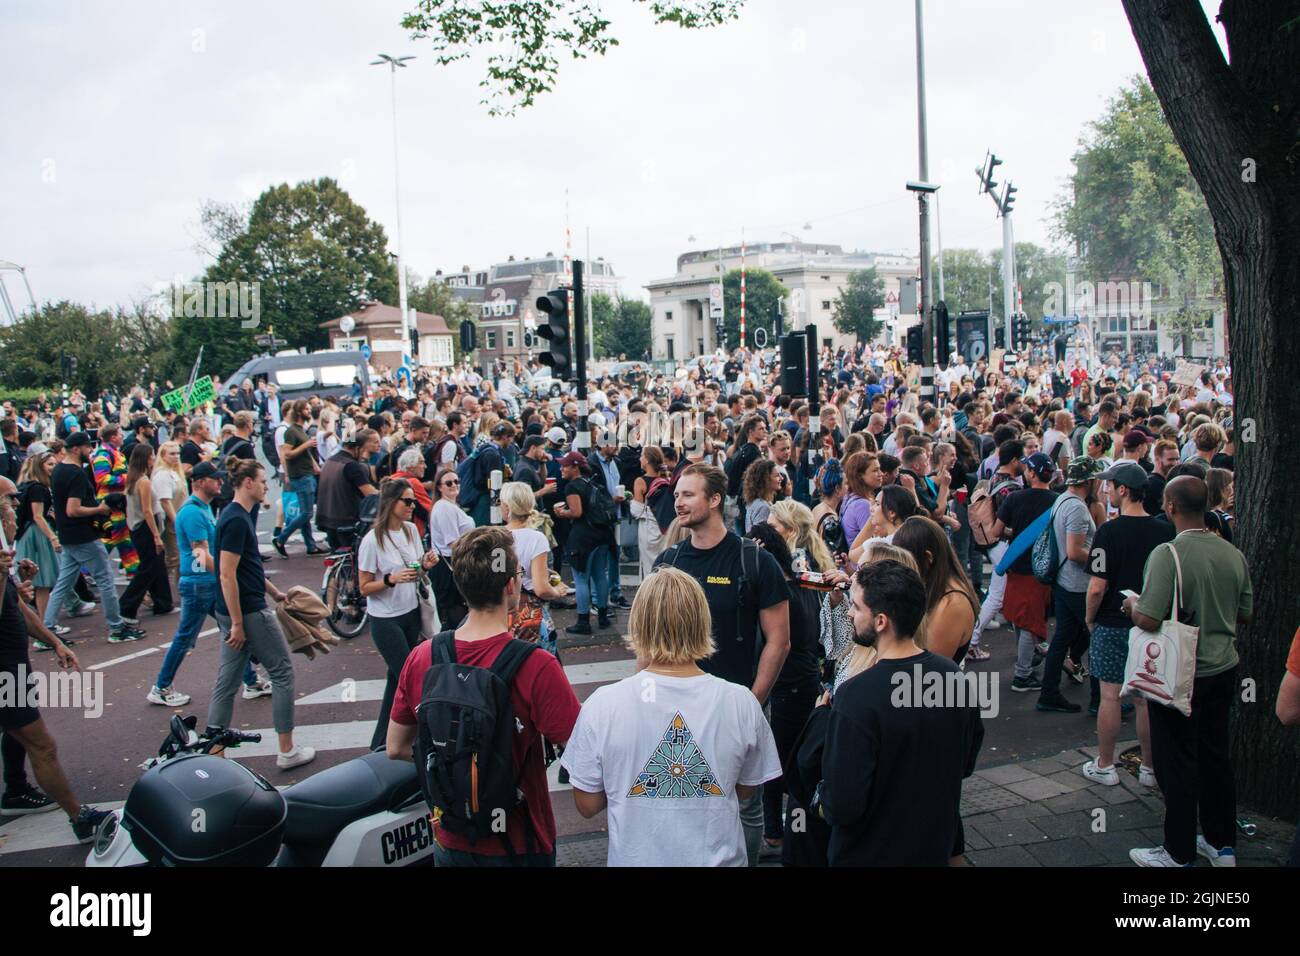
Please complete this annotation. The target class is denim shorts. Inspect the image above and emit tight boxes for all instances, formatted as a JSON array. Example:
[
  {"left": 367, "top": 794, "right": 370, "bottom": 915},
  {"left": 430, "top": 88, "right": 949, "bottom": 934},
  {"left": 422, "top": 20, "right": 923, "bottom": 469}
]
[{"left": 1089, "top": 623, "right": 1131, "bottom": 685}]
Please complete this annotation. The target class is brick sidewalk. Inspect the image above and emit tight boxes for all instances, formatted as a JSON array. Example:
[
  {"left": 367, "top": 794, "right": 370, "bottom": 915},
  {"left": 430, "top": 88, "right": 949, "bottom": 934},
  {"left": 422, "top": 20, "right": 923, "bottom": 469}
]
[{"left": 556, "top": 740, "right": 1297, "bottom": 867}]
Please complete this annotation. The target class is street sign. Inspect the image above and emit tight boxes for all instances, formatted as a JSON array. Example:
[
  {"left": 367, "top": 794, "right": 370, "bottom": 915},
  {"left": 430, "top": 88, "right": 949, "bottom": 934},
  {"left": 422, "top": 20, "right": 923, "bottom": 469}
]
[
  {"left": 709, "top": 283, "right": 724, "bottom": 319},
  {"left": 360, "top": 344, "right": 372, "bottom": 360},
  {"left": 161, "top": 375, "right": 215, "bottom": 413}
]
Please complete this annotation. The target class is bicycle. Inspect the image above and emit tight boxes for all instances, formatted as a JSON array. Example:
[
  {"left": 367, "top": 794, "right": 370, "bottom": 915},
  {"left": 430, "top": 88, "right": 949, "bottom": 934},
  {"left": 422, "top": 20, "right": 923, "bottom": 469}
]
[{"left": 320, "top": 525, "right": 368, "bottom": 639}]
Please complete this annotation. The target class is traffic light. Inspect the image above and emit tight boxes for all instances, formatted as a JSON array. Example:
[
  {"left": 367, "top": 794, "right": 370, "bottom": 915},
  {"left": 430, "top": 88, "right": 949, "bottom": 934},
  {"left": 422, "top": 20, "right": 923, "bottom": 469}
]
[
  {"left": 935, "top": 301, "right": 950, "bottom": 369},
  {"left": 979, "top": 152, "right": 1002, "bottom": 195},
  {"left": 1011, "top": 314, "right": 1032, "bottom": 350},
  {"left": 409, "top": 326, "right": 419, "bottom": 361},
  {"left": 459, "top": 319, "right": 477, "bottom": 353},
  {"left": 535, "top": 290, "right": 572, "bottom": 381},
  {"left": 779, "top": 332, "right": 808, "bottom": 397},
  {"left": 906, "top": 325, "right": 923, "bottom": 365},
  {"left": 1000, "top": 182, "right": 1018, "bottom": 215},
  {"left": 994, "top": 324, "right": 1005, "bottom": 350}
]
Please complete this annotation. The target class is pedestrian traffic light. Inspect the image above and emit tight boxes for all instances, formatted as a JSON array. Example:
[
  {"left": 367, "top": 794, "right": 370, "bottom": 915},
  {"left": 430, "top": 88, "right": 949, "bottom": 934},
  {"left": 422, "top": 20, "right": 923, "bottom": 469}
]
[
  {"left": 1011, "top": 314, "right": 1032, "bottom": 350},
  {"left": 935, "top": 301, "right": 950, "bottom": 369},
  {"left": 779, "top": 332, "right": 808, "bottom": 397},
  {"left": 459, "top": 319, "right": 477, "bottom": 353},
  {"left": 906, "top": 325, "right": 923, "bottom": 365},
  {"left": 536, "top": 289, "right": 572, "bottom": 380}
]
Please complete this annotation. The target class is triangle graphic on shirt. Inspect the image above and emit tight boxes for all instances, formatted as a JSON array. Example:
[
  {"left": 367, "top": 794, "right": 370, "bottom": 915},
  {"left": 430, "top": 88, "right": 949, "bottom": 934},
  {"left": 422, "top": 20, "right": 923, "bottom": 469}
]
[{"left": 626, "top": 712, "right": 725, "bottom": 799}]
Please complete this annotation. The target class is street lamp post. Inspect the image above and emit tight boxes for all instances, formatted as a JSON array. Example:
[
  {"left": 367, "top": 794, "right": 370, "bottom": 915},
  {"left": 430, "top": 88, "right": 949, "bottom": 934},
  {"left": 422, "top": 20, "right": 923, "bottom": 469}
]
[{"left": 371, "top": 53, "right": 415, "bottom": 359}]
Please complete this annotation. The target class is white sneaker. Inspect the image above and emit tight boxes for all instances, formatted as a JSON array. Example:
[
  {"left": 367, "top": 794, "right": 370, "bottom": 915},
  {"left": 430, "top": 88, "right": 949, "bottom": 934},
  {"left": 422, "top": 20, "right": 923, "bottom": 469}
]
[
  {"left": 242, "top": 680, "right": 273, "bottom": 700},
  {"left": 1138, "top": 764, "right": 1157, "bottom": 788},
  {"left": 1081, "top": 759, "right": 1119, "bottom": 786},
  {"left": 146, "top": 686, "right": 192, "bottom": 707},
  {"left": 277, "top": 745, "right": 316, "bottom": 770},
  {"left": 1196, "top": 836, "right": 1237, "bottom": 867},
  {"left": 1130, "top": 846, "right": 1192, "bottom": 867},
  {"left": 51, "top": 624, "right": 72, "bottom": 636},
  {"left": 70, "top": 602, "right": 96, "bottom": 618}
]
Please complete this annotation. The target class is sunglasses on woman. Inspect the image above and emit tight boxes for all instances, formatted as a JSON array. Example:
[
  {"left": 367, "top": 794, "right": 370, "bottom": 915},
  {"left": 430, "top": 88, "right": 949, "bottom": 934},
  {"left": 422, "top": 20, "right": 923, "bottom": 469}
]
[
  {"left": 442, "top": 479, "right": 459, "bottom": 487},
  {"left": 399, "top": 498, "right": 416, "bottom": 506}
]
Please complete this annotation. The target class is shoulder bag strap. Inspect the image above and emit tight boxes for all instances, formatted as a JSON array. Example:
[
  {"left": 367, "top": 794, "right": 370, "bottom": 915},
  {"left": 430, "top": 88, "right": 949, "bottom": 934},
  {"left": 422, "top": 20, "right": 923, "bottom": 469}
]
[{"left": 1165, "top": 542, "right": 1184, "bottom": 623}]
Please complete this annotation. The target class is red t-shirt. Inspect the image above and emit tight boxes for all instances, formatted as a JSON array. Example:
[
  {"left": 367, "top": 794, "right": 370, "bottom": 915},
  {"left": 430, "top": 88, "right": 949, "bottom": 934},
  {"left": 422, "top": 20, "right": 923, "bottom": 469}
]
[
  {"left": 1287, "top": 627, "right": 1300, "bottom": 679},
  {"left": 1070, "top": 367, "right": 1088, "bottom": 387},
  {"left": 391, "top": 632, "right": 581, "bottom": 856}
]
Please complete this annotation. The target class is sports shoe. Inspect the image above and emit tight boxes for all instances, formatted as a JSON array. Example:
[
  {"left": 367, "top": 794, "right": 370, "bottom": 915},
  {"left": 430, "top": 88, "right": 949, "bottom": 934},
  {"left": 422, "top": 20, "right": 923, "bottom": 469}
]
[
  {"left": 1036, "top": 694, "right": 1082, "bottom": 713},
  {"left": 1138, "top": 764, "right": 1157, "bottom": 788},
  {"left": 277, "top": 745, "right": 316, "bottom": 770},
  {"left": 32, "top": 640, "right": 54, "bottom": 652},
  {"left": 612, "top": 596, "right": 631, "bottom": 610},
  {"left": 71, "top": 806, "right": 112, "bottom": 844},
  {"left": 147, "top": 685, "right": 192, "bottom": 707},
  {"left": 1081, "top": 759, "right": 1119, "bottom": 786},
  {"left": 51, "top": 624, "right": 72, "bottom": 636},
  {"left": 1129, "top": 846, "right": 1191, "bottom": 867},
  {"left": 1196, "top": 836, "right": 1236, "bottom": 867},
  {"left": 272, "top": 537, "right": 289, "bottom": 559},
  {"left": 108, "top": 628, "right": 143, "bottom": 644},
  {"left": 70, "top": 602, "right": 96, "bottom": 618},
  {"left": 119, "top": 615, "right": 141, "bottom": 626},
  {"left": 242, "top": 680, "right": 273, "bottom": 700},
  {"left": 1, "top": 787, "right": 58, "bottom": 817},
  {"left": 1010, "top": 675, "right": 1043, "bottom": 692}
]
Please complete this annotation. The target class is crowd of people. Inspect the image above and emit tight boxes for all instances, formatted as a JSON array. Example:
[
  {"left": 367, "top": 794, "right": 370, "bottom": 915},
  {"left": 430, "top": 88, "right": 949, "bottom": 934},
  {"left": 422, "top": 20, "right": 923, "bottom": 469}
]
[{"left": 0, "top": 337, "right": 1297, "bottom": 869}]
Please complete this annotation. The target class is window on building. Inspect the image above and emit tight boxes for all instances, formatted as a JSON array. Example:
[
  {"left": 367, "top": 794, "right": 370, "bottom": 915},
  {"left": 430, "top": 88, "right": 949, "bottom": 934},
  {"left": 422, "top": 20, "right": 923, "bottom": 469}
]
[
  {"left": 666, "top": 310, "right": 673, "bottom": 322},
  {"left": 697, "top": 338, "right": 704, "bottom": 355},
  {"left": 486, "top": 331, "right": 497, "bottom": 349},
  {"left": 506, "top": 329, "right": 516, "bottom": 348},
  {"left": 822, "top": 300, "right": 832, "bottom": 311},
  {"left": 666, "top": 338, "right": 675, "bottom": 360}
]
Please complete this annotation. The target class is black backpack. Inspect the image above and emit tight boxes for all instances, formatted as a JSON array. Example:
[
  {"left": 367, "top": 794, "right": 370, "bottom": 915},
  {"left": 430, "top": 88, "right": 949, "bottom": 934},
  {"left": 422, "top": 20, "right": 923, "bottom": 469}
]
[
  {"left": 215, "top": 438, "right": 254, "bottom": 503},
  {"left": 661, "top": 535, "right": 764, "bottom": 674},
  {"left": 580, "top": 476, "right": 618, "bottom": 529},
  {"left": 413, "top": 631, "right": 540, "bottom": 854}
]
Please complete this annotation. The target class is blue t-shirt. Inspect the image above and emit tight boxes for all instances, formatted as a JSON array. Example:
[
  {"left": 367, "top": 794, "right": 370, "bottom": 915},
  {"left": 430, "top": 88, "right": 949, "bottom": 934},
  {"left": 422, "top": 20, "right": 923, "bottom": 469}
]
[
  {"left": 175, "top": 494, "right": 217, "bottom": 585},
  {"left": 214, "top": 500, "right": 267, "bottom": 616}
]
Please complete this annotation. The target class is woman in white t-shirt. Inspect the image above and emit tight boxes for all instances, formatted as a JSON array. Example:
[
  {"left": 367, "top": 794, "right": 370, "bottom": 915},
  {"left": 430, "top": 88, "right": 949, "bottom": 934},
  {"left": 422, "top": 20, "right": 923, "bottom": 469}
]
[
  {"left": 357, "top": 478, "right": 440, "bottom": 752},
  {"left": 152, "top": 441, "right": 186, "bottom": 585},
  {"left": 560, "top": 567, "right": 782, "bottom": 867},
  {"left": 501, "top": 482, "right": 569, "bottom": 656}
]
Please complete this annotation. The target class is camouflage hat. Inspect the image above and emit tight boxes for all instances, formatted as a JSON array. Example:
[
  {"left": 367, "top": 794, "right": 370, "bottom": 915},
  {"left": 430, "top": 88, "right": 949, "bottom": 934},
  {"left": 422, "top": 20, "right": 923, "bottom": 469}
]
[{"left": 1065, "top": 456, "right": 1104, "bottom": 486}]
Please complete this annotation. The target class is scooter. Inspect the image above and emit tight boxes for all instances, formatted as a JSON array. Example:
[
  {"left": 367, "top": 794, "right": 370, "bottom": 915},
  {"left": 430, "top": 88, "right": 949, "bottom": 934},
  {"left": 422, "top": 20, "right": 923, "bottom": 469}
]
[{"left": 87, "top": 715, "right": 436, "bottom": 867}]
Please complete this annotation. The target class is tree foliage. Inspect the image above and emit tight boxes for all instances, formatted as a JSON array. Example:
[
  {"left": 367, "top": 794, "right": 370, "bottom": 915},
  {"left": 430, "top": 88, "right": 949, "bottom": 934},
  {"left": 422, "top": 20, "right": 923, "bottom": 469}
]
[
  {"left": 171, "top": 179, "right": 397, "bottom": 380},
  {"left": 832, "top": 268, "right": 886, "bottom": 342},
  {"left": 1051, "top": 75, "right": 1221, "bottom": 331},
  {"left": 0, "top": 301, "right": 161, "bottom": 395},
  {"left": 721, "top": 268, "right": 784, "bottom": 351},
  {"left": 935, "top": 243, "right": 1066, "bottom": 326},
  {"left": 401, "top": 0, "right": 745, "bottom": 115},
  {"left": 591, "top": 293, "right": 651, "bottom": 359}
]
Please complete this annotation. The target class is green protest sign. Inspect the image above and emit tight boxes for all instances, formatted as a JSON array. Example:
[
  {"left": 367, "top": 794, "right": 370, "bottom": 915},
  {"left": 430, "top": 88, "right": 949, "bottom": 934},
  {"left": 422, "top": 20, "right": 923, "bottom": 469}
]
[{"left": 161, "top": 375, "right": 215, "bottom": 412}]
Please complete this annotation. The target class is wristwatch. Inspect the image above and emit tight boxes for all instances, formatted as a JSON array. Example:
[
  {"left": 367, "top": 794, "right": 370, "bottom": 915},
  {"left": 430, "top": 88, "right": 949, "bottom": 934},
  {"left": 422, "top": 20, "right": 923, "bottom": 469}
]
[{"left": 383, "top": 573, "right": 394, "bottom": 588}]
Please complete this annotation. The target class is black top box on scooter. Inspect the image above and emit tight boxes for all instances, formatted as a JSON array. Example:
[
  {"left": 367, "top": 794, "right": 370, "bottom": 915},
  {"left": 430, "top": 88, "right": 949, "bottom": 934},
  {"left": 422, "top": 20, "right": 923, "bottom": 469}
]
[{"left": 123, "top": 753, "right": 287, "bottom": 866}]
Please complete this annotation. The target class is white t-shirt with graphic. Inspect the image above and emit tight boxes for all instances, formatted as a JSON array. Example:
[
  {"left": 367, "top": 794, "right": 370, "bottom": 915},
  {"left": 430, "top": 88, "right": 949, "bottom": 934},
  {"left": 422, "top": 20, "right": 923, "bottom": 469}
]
[{"left": 560, "top": 672, "right": 781, "bottom": 867}]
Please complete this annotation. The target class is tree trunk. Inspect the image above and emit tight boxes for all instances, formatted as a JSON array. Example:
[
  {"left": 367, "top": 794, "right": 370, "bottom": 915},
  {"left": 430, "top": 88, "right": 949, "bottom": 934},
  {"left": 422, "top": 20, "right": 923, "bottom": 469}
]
[{"left": 1122, "top": 0, "right": 1300, "bottom": 819}]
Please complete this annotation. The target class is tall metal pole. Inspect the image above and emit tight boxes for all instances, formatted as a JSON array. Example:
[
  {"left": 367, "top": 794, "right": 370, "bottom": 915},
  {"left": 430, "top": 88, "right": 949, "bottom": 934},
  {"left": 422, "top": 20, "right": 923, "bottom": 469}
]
[
  {"left": 573, "top": 260, "right": 589, "bottom": 451},
  {"left": 935, "top": 188, "right": 945, "bottom": 303},
  {"left": 373, "top": 55, "right": 415, "bottom": 356},
  {"left": 914, "top": 0, "right": 935, "bottom": 402},
  {"left": 1002, "top": 211, "right": 1016, "bottom": 352}
]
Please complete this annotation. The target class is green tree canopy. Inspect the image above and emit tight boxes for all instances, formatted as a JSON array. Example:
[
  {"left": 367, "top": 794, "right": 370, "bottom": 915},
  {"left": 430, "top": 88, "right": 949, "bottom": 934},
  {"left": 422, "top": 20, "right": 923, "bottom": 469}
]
[
  {"left": 832, "top": 268, "right": 886, "bottom": 342},
  {"left": 171, "top": 178, "right": 397, "bottom": 379},
  {"left": 722, "top": 268, "right": 784, "bottom": 351},
  {"left": 402, "top": 0, "right": 745, "bottom": 115},
  {"left": 592, "top": 294, "right": 652, "bottom": 359},
  {"left": 1051, "top": 74, "right": 1221, "bottom": 342},
  {"left": 0, "top": 301, "right": 152, "bottom": 395}
]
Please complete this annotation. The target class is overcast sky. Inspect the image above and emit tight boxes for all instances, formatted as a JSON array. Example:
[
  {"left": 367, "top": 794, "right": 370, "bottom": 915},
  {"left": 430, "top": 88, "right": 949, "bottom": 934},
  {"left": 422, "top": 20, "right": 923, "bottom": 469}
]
[{"left": 2, "top": 0, "right": 1224, "bottom": 314}]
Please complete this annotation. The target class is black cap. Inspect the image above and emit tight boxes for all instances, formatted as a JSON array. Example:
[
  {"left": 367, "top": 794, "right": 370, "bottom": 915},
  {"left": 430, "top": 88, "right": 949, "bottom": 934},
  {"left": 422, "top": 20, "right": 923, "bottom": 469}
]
[
  {"left": 131, "top": 417, "right": 153, "bottom": 431},
  {"left": 191, "top": 461, "right": 221, "bottom": 481},
  {"left": 65, "top": 432, "right": 94, "bottom": 449}
]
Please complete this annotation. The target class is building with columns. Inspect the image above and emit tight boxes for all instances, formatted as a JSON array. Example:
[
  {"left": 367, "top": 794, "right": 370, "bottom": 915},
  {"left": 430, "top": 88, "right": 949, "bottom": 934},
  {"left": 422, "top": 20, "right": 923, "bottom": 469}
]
[{"left": 645, "top": 242, "right": 919, "bottom": 361}]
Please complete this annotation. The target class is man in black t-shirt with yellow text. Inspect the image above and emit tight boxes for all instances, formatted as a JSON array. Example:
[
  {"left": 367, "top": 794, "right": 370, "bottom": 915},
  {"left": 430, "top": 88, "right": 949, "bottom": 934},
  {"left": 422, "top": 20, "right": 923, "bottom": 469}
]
[{"left": 653, "top": 463, "right": 789, "bottom": 867}]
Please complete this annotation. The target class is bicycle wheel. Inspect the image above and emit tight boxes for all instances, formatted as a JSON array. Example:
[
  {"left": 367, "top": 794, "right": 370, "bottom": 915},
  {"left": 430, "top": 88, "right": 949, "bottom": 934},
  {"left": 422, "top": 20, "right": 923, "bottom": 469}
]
[{"left": 324, "top": 559, "right": 368, "bottom": 639}]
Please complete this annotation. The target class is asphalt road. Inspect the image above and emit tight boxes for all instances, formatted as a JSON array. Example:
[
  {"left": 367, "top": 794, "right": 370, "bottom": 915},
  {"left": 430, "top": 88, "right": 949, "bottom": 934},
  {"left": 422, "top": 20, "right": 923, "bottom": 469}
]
[{"left": 0, "top": 512, "right": 1110, "bottom": 867}]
